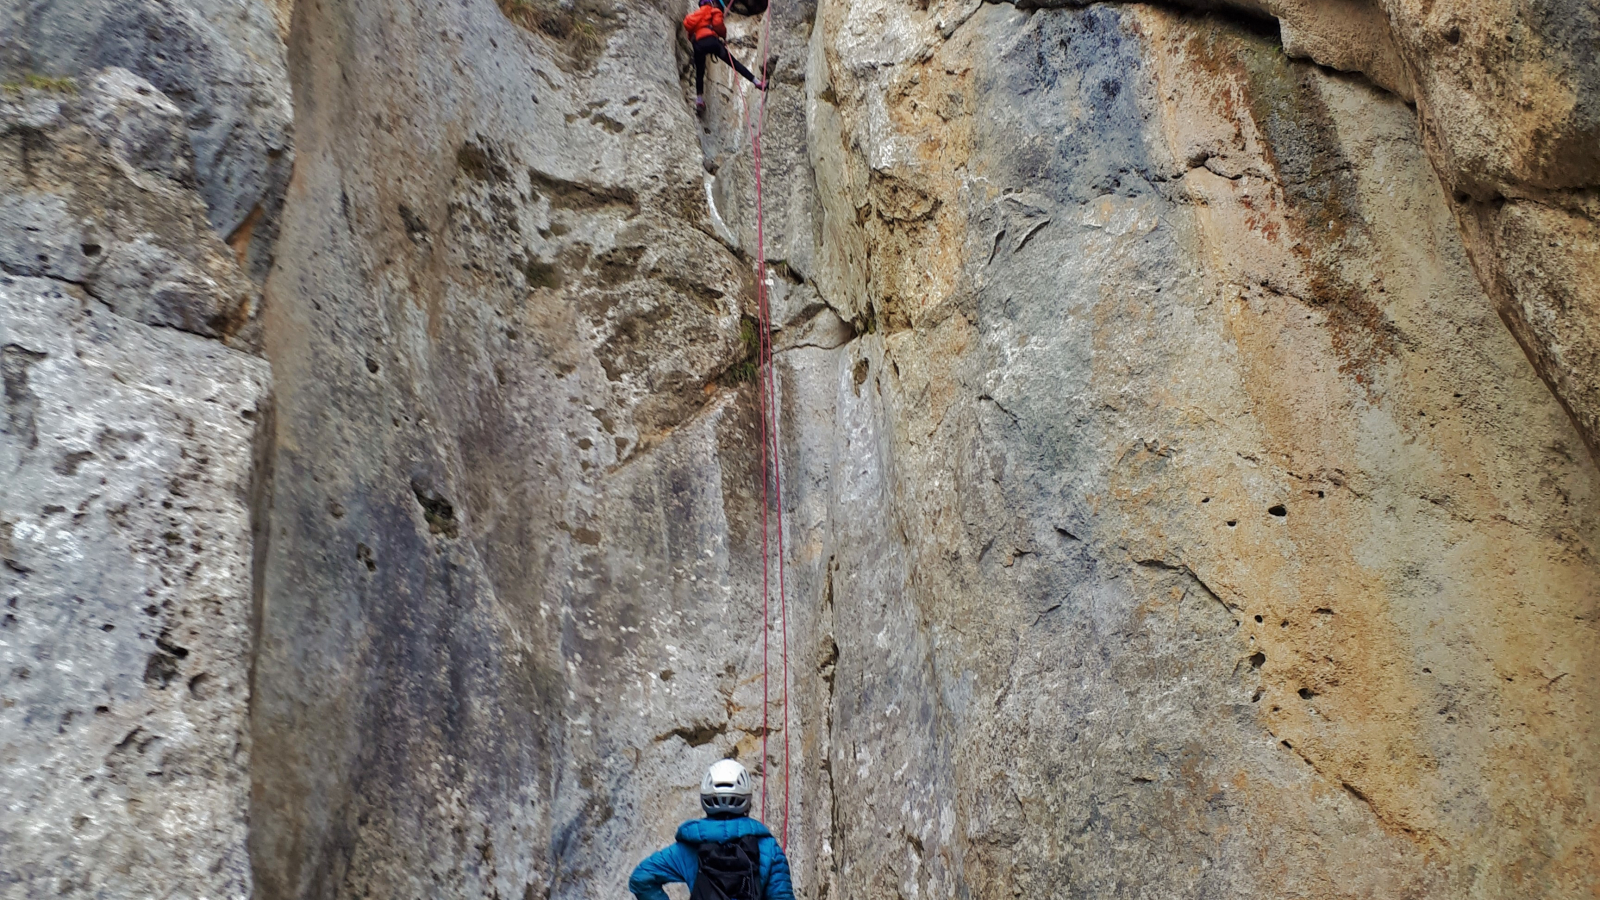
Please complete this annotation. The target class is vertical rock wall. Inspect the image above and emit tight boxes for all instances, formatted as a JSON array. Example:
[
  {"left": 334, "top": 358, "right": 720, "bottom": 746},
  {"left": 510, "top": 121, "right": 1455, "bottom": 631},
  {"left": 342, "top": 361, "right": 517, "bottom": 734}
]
[
  {"left": 0, "top": 277, "right": 268, "bottom": 899},
  {"left": 1, "top": 76, "right": 272, "bottom": 898},
  {"left": 0, "top": 0, "right": 295, "bottom": 279},
  {"left": 1390, "top": 0, "right": 1600, "bottom": 469},
  {"left": 249, "top": 0, "right": 807, "bottom": 894},
  {"left": 1, "top": 1, "right": 284, "bottom": 895},
  {"left": 1, "top": 0, "right": 1596, "bottom": 895},
  {"left": 797, "top": 1, "right": 1600, "bottom": 896}
]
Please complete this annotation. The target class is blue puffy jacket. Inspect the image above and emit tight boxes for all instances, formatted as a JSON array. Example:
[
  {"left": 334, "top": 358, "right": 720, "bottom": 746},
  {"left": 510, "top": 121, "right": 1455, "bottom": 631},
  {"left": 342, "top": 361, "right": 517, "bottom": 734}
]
[{"left": 628, "top": 816, "right": 795, "bottom": 900}]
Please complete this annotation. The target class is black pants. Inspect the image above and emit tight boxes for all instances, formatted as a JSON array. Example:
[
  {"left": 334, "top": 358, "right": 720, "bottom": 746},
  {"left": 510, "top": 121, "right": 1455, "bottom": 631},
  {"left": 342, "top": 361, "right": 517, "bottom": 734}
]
[{"left": 693, "top": 35, "right": 756, "bottom": 94}]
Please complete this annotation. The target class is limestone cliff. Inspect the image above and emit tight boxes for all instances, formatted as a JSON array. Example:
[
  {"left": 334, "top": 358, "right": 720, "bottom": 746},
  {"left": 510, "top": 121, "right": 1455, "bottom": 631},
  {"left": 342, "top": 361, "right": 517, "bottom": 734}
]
[
  {"left": 800, "top": 2, "right": 1598, "bottom": 895},
  {"left": 1, "top": 0, "right": 1596, "bottom": 897},
  {"left": 1, "top": 73, "right": 272, "bottom": 896}
]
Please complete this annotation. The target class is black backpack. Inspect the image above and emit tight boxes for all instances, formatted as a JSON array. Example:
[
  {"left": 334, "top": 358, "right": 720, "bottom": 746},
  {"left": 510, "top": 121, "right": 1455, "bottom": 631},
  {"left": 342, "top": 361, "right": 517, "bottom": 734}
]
[{"left": 689, "top": 835, "right": 765, "bottom": 900}]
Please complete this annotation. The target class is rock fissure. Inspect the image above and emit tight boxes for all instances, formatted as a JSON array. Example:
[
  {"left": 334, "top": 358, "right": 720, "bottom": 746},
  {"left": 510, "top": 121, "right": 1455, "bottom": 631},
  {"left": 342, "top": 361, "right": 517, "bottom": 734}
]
[{"left": 0, "top": 262, "right": 236, "bottom": 345}]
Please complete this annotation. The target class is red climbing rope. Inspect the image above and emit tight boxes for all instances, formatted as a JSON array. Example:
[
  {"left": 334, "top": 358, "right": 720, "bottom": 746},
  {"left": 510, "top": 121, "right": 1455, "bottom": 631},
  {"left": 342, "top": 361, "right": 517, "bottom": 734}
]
[
  {"left": 749, "top": 5, "right": 791, "bottom": 850},
  {"left": 758, "top": 290, "right": 771, "bottom": 828}
]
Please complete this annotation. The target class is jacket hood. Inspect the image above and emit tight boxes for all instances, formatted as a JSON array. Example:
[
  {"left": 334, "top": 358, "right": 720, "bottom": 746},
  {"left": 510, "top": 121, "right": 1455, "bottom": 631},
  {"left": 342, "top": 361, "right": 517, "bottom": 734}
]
[{"left": 676, "top": 816, "right": 772, "bottom": 845}]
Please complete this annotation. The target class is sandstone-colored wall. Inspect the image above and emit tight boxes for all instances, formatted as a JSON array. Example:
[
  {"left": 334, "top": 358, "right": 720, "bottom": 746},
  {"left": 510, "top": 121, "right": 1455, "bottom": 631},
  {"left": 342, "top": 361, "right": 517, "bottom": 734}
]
[
  {"left": 1024, "top": 0, "right": 1600, "bottom": 473},
  {"left": 797, "top": 1, "right": 1599, "bottom": 895},
  {"left": 1301, "top": 0, "right": 1600, "bottom": 482},
  {"left": 1250, "top": 0, "right": 1600, "bottom": 472}
]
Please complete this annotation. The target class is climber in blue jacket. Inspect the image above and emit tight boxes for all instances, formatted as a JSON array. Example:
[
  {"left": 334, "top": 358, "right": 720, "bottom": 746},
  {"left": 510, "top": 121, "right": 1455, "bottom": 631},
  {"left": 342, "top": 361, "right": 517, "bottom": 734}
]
[{"left": 629, "top": 759, "right": 795, "bottom": 900}]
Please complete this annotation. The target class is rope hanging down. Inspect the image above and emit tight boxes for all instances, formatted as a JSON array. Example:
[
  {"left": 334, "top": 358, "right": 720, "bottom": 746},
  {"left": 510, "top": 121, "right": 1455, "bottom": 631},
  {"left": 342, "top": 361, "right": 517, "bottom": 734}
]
[{"left": 748, "top": 5, "right": 790, "bottom": 851}]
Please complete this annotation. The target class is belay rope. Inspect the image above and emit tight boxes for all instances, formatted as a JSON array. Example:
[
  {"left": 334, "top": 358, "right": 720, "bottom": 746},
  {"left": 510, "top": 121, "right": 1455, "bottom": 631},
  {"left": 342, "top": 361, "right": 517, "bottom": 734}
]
[{"left": 746, "top": 3, "right": 790, "bottom": 851}]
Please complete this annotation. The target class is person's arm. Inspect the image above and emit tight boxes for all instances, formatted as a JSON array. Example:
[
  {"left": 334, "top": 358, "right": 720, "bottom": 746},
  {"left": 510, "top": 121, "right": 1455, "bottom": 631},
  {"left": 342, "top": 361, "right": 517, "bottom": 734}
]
[
  {"left": 712, "top": 8, "right": 727, "bottom": 37},
  {"left": 763, "top": 840, "right": 796, "bottom": 900},
  {"left": 628, "top": 844, "right": 694, "bottom": 900}
]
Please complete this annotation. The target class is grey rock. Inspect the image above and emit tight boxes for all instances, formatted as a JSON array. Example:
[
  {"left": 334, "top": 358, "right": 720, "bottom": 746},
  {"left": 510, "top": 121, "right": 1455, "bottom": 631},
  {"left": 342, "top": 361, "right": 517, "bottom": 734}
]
[
  {"left": 0, "top": 0, "right": 293, "bottom": 278},
  {"left": 7, "top": 0, "right": 1596, "bottom": 894},
  {"left": 779, "top": 305, "right": 855, "bottom": 351},
  {"left": 0, "top": 72, "right": 260, "bottom": 347},
  {"left": 243, "top": 0, "right": 1600, "bottom": 894},
  {"left": 83, "top": 67, "right": 196, "bottom": 186},
  {"left": 1160, "top": 0, "right": 1600, "bottom": 469},
  {"left": 0, "top": 193, "right": 92, "bottom": 283},
  {"left": 88, "top": 237, "right": 236, "bottom": 337},
  {"left": 0, "top": 69, "right": 271, "bottom": 896},
  {"left": 249, "top": 0, "right": 768, "bottom": 896},
  {"left": 0, "top": 275, "right": 270, "bottom": 900}
]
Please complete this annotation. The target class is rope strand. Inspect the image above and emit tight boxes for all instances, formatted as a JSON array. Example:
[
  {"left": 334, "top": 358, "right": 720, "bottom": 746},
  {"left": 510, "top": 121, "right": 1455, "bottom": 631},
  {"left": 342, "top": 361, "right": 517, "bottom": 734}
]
[
  {"left": 748, "top": 3, "right": 790, "bottom": 849},
  {"left": 758, "top": 315, "right": 770, "bottom": 824}
]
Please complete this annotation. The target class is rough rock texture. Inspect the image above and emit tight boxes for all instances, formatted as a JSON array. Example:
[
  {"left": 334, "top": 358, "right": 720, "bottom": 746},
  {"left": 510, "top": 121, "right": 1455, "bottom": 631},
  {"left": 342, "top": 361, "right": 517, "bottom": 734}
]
[
  {"left": 1390, "top": 0, "right": 1600, "bottom": 470},
  {"left": 258, "top": 0, "right": 1600, "bottom": 895},
  {"left": 1229, "top": 0, "right": 1600, "bottom": 470},
  {"left": 1031, "top": 0, "right": 1600, "bottom": 473},
  {"left": 0, "top": 61, "right": 273, "bottom": 900},
  {"left": 1264, "top": 0, "right": 1413, "bottom": 99},
  {"left": 1020, "top": 0, "right": 1416, "bottom": 98},
  {"left": 795, "top": 1, "right": 1600, "bottom": 896},
  {"left": 1257, "top": 0, "right": 1600, "bottom": 492},
  {"left": 0, "top": 0, "right": 295, "bottom": 279},
  {"left": 2, "top": 0, "right": 1597, "bottom": 894},
  {"left": 0, "top": 275, "right": 269, "bottom": 898},
  {"left": 248, "top": 0, "right": 793, "bottom": 895},
  {"left": 1, "top": 71, "right": 264, "bottom": 347}
]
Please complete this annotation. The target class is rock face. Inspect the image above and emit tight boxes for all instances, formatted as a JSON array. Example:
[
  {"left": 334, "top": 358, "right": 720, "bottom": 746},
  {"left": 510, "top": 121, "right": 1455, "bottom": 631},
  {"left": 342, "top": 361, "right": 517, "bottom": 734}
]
[
  {"left": 2, "top": 0, "right": 286, "bottom": 888},
  {"left": 2, "top": 0, "right": 1597, "bottom": 896},
  {"left": 1394, "top": 0, "right": 1600, "bottom": 470},
  {"left": 0, "top": 64, "right": 272, "bottom": 900},
  {"left": 1232, "top": 0, "right": 1600, "bottom": 470},
  {"left": 0, "top": 71, "right": 263, "bottom": 346},
  {"left": 1273, "top": 0, "right": 1600, "bottom": 497},
  {"left": 0, "top": 0, "right": 295, "bottom": 279},
  {"left": 0, "top": 276, "right": 269, "bottom": 897},
  {"left": 797, "top": 2, "right": 1599, "bottom": 895},
  {"left": 1034, "top": 0, "right": 1600, "bottom": 473},
  {"left": 248, "top": 0, "right": 773, "bottom": 895}
]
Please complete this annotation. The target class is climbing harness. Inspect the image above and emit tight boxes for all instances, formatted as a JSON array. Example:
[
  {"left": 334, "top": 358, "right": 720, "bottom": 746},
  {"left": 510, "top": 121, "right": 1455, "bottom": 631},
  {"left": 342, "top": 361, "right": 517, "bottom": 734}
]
[{"left": 746, "top": 1, "right": 790, "bottom": 850}]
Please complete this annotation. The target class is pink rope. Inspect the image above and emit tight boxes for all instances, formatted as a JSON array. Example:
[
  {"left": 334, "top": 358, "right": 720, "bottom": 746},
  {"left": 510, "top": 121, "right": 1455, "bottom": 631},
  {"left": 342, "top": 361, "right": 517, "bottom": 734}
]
[{"left": 748, "top": 3, "right": 790, "bottom": 849}]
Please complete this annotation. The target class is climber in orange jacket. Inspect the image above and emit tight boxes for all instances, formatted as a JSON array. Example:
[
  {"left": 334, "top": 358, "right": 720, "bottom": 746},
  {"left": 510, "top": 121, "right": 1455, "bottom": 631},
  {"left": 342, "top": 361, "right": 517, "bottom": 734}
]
[{"left": 684, "top": 0, "right": 765, "bottom": 113}]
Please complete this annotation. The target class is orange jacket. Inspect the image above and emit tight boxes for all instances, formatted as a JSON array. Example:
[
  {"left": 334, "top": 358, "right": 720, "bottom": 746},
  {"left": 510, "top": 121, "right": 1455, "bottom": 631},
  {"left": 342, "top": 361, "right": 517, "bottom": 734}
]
[{"left": 683, "top": 4, "right": 726, "bottom": 41}]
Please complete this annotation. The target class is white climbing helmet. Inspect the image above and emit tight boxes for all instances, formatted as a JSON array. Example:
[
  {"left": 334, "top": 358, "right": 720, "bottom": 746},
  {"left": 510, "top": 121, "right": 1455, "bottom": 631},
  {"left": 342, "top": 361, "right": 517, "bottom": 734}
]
[{"left": 700, "top": 759, "right": 753, "bottom": 817}]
